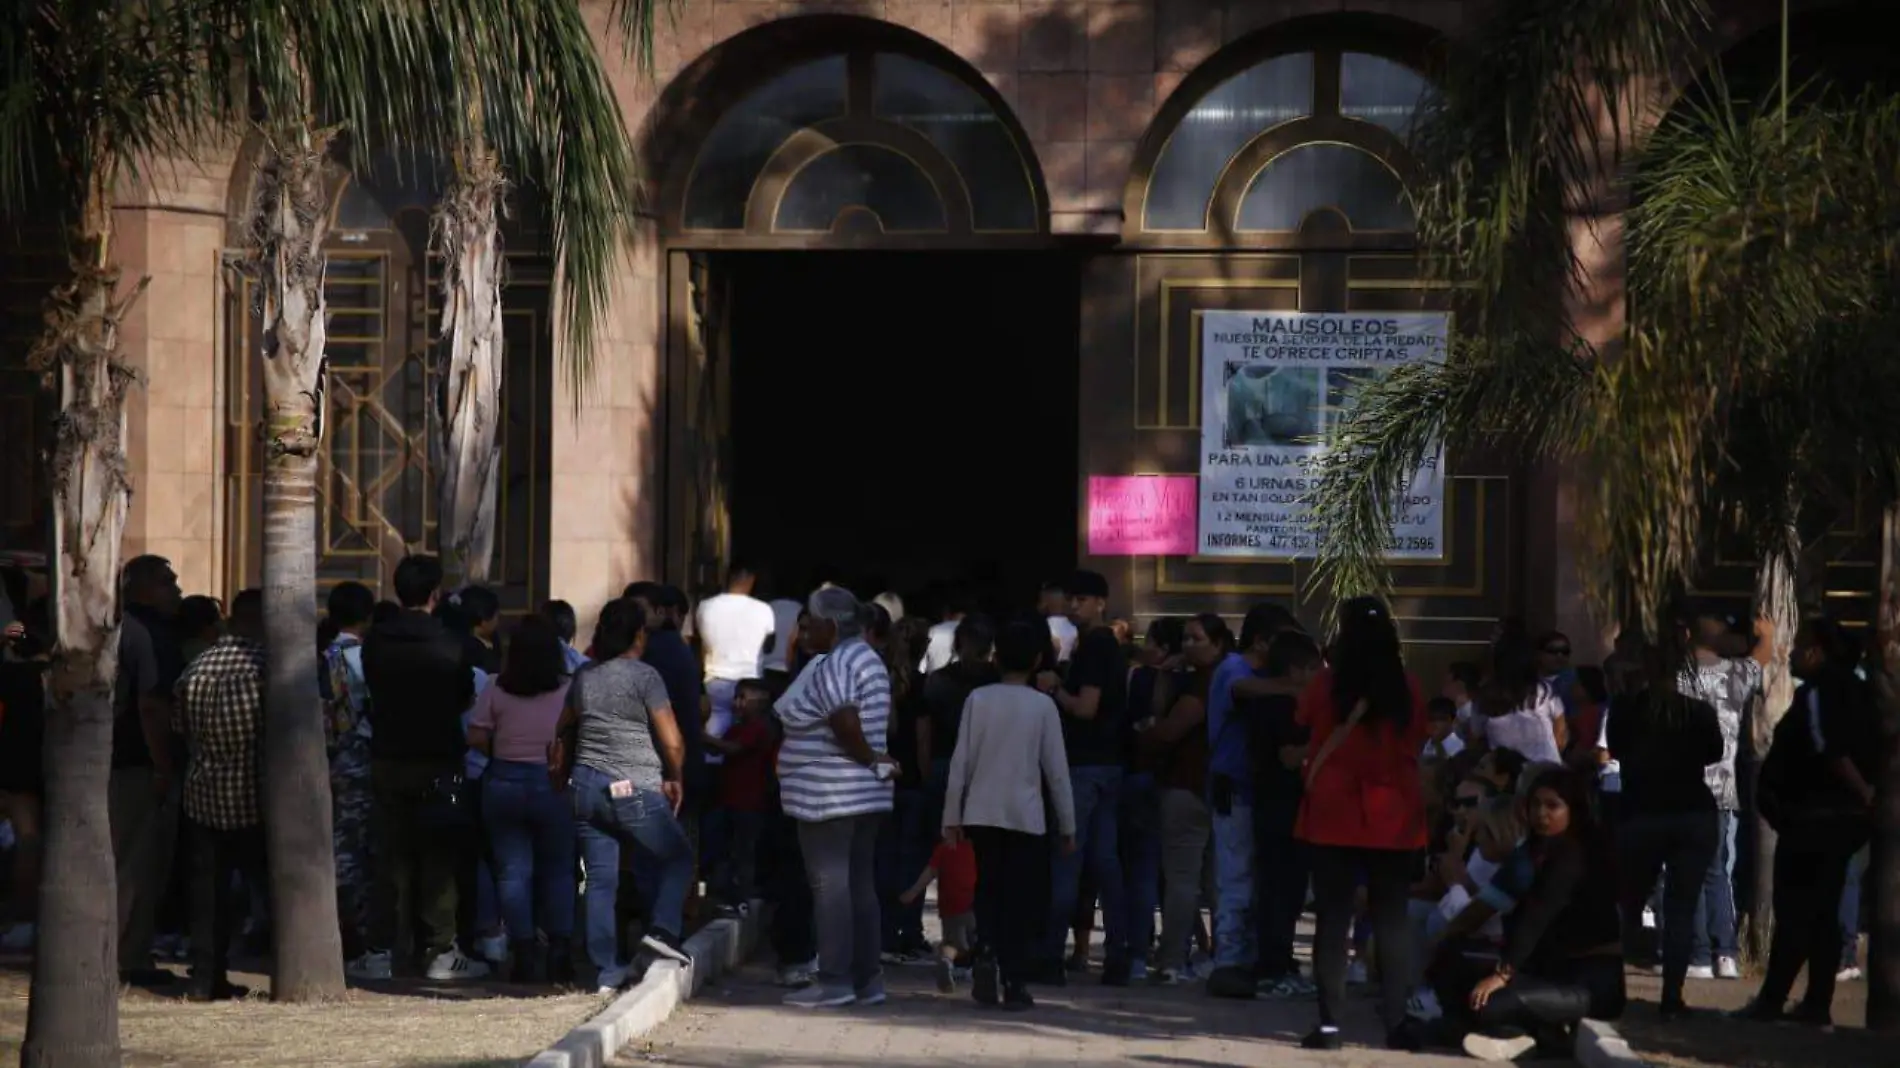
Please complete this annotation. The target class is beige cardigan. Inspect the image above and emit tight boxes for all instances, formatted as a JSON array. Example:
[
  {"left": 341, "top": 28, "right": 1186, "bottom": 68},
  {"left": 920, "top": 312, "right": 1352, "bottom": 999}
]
[{"left": 942, "top": 682, "right": 1077, "bottom": 837}]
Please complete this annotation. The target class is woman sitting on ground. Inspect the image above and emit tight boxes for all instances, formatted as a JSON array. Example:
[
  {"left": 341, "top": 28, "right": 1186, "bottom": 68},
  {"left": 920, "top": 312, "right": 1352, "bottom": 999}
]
[{"left": 1436, "top": 768, "right": 1625, "bottom": 1061}]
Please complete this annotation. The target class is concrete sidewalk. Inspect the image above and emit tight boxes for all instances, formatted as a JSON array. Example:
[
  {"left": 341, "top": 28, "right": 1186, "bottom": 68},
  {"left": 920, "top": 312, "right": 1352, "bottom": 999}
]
[{"left": 621, "top": 960, "right": 1563, "bottom": 1068}]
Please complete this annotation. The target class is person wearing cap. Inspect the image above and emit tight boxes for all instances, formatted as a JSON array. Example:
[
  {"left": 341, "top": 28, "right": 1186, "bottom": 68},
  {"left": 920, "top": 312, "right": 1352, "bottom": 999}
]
[{"left": 774, "top": 587, "right": 899, "bottom": 1008}]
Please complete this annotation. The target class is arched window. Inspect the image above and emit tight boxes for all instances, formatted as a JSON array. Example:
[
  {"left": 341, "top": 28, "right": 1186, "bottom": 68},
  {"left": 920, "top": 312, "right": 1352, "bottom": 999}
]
[
  {"left": 676, "top": 49, "right": 1042, "bottom": 239},
  {"left": 1236, "top": 143, "right": 1413, "bottom": 232},
  {"left": 1135, "top": 47, "right": 1429, "bottom": 243}
]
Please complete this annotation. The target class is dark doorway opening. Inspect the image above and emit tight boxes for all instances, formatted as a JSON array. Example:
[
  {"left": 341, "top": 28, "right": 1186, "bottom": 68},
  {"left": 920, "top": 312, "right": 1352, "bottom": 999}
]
[{"left": 724, "top": 251, "right": 1080, "bottom": 617}]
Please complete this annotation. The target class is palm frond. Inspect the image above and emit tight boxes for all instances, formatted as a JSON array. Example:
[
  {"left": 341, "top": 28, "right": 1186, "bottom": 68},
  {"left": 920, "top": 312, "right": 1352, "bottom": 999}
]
[
  {"left": 223, "top": 0, "right": 645, "bottom": 397},
  {"left": 1411, "top": 0, "right": 1709, "bottom": 338},
  {"left": 1307, "top": 333, "right": 1593, "bottom": 620}
]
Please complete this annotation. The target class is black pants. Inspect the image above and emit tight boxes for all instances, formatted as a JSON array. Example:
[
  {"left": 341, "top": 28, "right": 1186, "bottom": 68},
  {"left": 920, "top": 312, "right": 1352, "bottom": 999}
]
[
  {"left": 1252, "top": 802, "right": 1308, "bottom": 979},
  {"left": 969, "top": 826, "right": 1047, "bottom": 984},
  {"left": 1617, "top": 809, "right": 1718, "bottom": 1003},
  {"left": 187, "top": 819, "right": 265, "bottom": 994},
  {"left": 1311, "top": 845, "right": 1415, "bottom": 1031},
  {"left": 763, "top": 805, "right": 816, "bottom": 966},
  {"left": 1758, "top": 819, "right": 1866, "bottom": 1017},
  {"left": 370, "top": 760, "right": 464, "bottom": 959},
  {"left": 1435, "top": 952, "right": 1626, "bottom": 1052}
]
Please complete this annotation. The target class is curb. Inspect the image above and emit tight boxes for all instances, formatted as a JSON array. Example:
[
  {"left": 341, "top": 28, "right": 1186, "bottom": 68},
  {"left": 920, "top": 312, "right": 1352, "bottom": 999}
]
[
  {"left": 526, "top": 902, "right": 765, "bottom": 1068},
  {"left": 1576, "top": 1019, "right": 1653, "bottom": 1068}
]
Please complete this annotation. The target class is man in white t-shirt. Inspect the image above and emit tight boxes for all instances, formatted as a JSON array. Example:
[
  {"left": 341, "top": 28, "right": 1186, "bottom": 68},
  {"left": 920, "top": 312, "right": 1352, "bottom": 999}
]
[
  {"left": 920, "top": 592, "right": 971, "bottom": 674},
  {"left": 1038, "top": 580, "right": 1077, "bottom": 664},
  {"left": 695, "top": 565, "right": 777, "bottom": 765}
]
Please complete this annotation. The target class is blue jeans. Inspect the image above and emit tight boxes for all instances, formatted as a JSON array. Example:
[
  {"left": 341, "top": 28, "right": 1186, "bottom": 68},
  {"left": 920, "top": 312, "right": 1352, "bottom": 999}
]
[
  {"left": 1118, "top": 773, "right": 1161, "bottom": 964},
  {"left": 1691, "top": 809, "right": 1740, "bottom": 966},
  {"left": 1044, "top": 765, "right": 1127, "bottom": 964},
  {"left": 1211, "top": 801, "right": 1255, "bottom": 970},
  {"left": 1842, "top": 845, "right": 1869, "bottom": 967},
  {"left": 875, "top": 788, "right": 927, "bottom": 950},
  {"left": 572, "top": 764, "right": 694, "bottom": 985},
  {"left": 483, "top": 760, "right": 576, "bottom": 941}
]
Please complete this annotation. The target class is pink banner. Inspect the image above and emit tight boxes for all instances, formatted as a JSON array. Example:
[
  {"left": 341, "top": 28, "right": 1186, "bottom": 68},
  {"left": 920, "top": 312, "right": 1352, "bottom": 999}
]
[{"left": 1088, "top": 475, "right": 1198, "bottom": 556}]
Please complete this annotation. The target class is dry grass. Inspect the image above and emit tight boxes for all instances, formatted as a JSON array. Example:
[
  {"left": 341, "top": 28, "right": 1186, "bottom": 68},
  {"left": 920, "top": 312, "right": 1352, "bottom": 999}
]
[{"left": 0, "top": 964, "right": 611, "bottom": 1067}]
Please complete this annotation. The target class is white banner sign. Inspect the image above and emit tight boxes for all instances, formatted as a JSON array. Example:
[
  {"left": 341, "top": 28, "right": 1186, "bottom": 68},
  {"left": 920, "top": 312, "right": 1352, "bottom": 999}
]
[{"left": 1197, "top": 310, "right": 1448, "bottom": 559}]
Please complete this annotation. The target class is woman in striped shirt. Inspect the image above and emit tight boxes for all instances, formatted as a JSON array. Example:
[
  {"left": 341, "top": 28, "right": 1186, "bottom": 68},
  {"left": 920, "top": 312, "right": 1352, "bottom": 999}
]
[{"left": 774, "top": 587, "right": 898, "bottom": 1009}]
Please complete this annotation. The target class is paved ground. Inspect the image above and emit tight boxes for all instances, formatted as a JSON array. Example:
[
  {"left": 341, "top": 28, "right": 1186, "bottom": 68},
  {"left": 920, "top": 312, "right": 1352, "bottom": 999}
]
[
  {"left": 623, "top": 958, "right": 1508, "bottom": 1068},
  {"left": 1617, "top": 968, "right": 1895, "bottom": 1068}
]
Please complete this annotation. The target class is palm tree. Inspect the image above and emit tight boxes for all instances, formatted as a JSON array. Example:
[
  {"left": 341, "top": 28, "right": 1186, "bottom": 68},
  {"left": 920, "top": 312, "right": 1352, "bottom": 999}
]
[
  {"left": 432, "top": 1, "right": 658, "bottom": 584},
  {"left": 221, "top": 0, "right": 644, "bottom": 1001},
  {"left": 1306, "top": 0, "right": 1900, "bottom": 1025},
  {"left": 4, "top": 1, "right": 648, "bottom": 1051},
  {"left": 1, "top": 4, "right": 228, "bottom": 1063}
]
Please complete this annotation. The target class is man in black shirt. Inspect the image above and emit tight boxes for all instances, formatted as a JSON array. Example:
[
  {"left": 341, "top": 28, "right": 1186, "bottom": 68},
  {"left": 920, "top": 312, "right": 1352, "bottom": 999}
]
[
  {"left": 361, "top": 554, "right": 486, "bottom": 980},
  {"left": 1033, "top": 570, "right": 1132, "bottom": 985}
]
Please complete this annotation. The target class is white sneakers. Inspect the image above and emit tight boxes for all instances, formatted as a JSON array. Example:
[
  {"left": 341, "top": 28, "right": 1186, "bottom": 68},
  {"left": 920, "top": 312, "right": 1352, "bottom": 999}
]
[
  {"left": 1716, "top": 956, "right": 1742, "bottom": 980},
  {"left": 1462, "top": 1031, "right": 1538, "bottom": 1061},
  {"left": 1685, "top": 964, "right": 1715, "bottom": 980},
  {"left": 345, "top": 949, "right": 393, "bottom": 980},
  {"left": 426, "top": 943, "right": 491, "bottom": 981}
]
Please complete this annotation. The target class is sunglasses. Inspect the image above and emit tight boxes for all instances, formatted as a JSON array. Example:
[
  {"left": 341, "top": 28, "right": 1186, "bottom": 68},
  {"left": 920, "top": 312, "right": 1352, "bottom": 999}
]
[
  {"left": 1542, "top": 646, "right": 1571, "bottom": 657},
  {"left": 1450, "top": 795, "right": 1483, "bottom": 809}
]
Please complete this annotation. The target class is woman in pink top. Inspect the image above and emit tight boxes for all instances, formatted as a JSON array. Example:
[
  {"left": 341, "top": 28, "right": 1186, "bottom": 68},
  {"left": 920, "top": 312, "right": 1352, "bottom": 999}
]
[{"left": 468, "top": 615, "right": 574, "bottom": 981}]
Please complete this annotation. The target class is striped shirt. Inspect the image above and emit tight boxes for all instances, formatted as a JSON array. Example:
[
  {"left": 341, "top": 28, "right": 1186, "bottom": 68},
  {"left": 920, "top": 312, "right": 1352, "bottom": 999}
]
[{"left": 774, "top": 638, "right": 893, "bottom": 821}]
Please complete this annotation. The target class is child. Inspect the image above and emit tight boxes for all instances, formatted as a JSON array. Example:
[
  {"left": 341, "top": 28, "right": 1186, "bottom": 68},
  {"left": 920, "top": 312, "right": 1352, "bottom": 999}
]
[
  {"left": 900, "top": 835, "right": 978, "bottom": 993},
  {"left": 1423, "top": 696, "right": 1466, "bottom": 760},
  {"left": 705, "top": 678, "right": 775, "bottom": 913}
]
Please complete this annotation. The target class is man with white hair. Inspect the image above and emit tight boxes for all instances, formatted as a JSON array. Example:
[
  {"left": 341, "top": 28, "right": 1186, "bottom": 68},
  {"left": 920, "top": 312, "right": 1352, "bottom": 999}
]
[{"left": 774, "top": 587, "right": 898, "bottom": 1008}]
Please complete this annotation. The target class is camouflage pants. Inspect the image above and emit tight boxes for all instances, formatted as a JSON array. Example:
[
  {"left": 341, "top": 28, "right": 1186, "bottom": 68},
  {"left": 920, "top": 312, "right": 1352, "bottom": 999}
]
[{"left": 333, "top": 772, "right": 374, "bottom": 957}]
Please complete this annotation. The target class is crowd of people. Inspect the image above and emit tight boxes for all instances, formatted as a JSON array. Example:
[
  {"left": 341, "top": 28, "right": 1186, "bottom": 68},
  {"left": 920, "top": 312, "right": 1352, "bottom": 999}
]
[{"left": 0, "top": 555, "right": 1886, "bottom": 1060}]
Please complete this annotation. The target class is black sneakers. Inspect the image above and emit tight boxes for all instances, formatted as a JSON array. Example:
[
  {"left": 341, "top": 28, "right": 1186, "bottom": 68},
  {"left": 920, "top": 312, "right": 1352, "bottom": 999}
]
[
  {"left": 641, "top": 930, "right": 693, "bottom": 966},
  {"left": 1299, "top": 1027, "right": 1343, "bottom": 1051}
]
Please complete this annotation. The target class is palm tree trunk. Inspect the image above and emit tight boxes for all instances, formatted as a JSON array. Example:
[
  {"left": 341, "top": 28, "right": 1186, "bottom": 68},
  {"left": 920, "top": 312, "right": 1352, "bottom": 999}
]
[
  {"left": 1744, "top": 528, "right": 1801, "bottom": 964},
  {"left": 248, "top": 121, "right": 344, "bottom": 1001},
  {"left": 21, "top": 180, "right": 139, "bottom": 1068},
  {"left": 433, "top": 149, "right": 506, "bottom": 585},
  {"left": 1869, "top": 503, "right": 1900, "bottom": 1029}
]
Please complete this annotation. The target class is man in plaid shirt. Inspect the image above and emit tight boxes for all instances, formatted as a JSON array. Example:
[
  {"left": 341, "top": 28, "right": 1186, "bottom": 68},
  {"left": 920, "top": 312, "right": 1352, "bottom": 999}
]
[{"left": 173, "top": 588, "right": 266, "bottom": 1001}]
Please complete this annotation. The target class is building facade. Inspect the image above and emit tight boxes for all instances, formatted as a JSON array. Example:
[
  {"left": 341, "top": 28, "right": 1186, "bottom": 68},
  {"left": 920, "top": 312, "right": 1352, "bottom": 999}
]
[{"left": 0, "top": 0, "right": 1874, "bottom": 659}]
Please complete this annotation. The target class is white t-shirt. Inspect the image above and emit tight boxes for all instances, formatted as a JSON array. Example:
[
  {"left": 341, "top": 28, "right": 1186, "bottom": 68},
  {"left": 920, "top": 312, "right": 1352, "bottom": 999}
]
[
  {"left": 762, "top": 598, "right": 803, "bottom": 674},
  {"left": 1046, "top": 614, "right": 1078, "bottom": 663},
  {"left": 696, "top": 592, "right": 777, "bottom": 682},
  {"left": 1480, "top": 683, "right": 1566, "bottom": 764},
  {"left": 921, "top": 619, "right": 959, "bottom": 674}
]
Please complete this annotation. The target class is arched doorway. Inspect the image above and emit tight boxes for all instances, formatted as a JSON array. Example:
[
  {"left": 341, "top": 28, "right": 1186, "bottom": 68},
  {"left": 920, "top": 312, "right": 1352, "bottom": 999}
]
[
  {"left": 650, "top": 19, "right": 1073, "bottom": 611},
  {"left": 1108, "top": 18, "right": 1509, "bottom": 646},
  {"left": 222, "top": 152, "right": 552, "bottom": 609}
]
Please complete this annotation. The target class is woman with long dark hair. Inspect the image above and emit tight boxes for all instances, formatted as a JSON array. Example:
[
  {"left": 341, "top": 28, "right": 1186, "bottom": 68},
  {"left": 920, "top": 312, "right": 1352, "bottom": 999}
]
[
  {"left": 1735, "top": 616, "right": 1882, "bottom": 1027},
  {"left": 1444, "top": 767, "right": 1625, "bottom": 1060},
  {"left": 1141, "top": 613, "right": 1227, "bottom": 984},
  {"left": 467, "top": 615, "right": 575, "bottom": 981},
  {"left": 1475, "top": 626, "right": 1567, "bottom": 764},
  {"left": 1295, "top": 596, "right": 1429, "bottom": 1051}
]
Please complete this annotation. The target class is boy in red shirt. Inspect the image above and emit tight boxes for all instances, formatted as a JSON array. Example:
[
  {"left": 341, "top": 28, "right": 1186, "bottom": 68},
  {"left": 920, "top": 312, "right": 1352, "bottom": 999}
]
[
  {"left": 706, "top": 679, "right": 775, "bottom": 912},
  {"left": 901, "top": 836, "right": 977, "bottom": 994}
]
